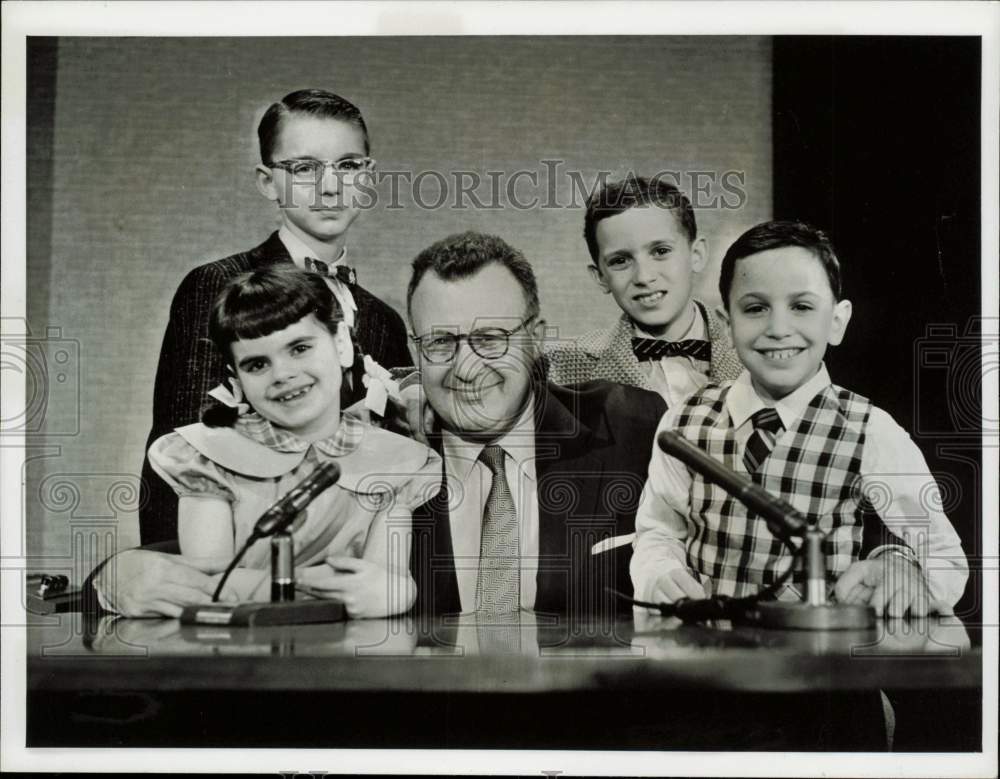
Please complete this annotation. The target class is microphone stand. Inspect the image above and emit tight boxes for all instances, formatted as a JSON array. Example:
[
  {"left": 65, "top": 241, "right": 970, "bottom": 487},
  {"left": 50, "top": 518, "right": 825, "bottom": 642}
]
[
  {"left": 181, "top": 519, "right": 346, "bottom": 627},
  {"left": 742, "top": 524, "right": 875, "bottom": 630},
  {"left": 180, "top": 463, "right": 348, "bottom": 627},
  {"left": 652, "top": 431, "right": 875, "bottom": 631}
]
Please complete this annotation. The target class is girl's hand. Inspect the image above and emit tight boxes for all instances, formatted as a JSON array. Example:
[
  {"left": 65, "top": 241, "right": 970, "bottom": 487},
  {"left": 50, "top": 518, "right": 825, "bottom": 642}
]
[{"left": 301, "top": 556, "right": 417, "bottom": 618}]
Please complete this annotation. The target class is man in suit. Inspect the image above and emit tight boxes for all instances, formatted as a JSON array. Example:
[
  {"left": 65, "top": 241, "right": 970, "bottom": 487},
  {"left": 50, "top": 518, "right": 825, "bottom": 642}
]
[
  {"left": 140, "top": 89, "right": 410, "bottom": 546},
  {"left": 404, "top": 231, "right": 666, "bottom": 620}
]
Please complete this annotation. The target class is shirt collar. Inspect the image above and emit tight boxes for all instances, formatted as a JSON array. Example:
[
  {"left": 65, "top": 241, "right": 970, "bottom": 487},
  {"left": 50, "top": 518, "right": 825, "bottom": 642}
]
[
  {"left": 278, "top": 226, "right": 347, "bottom": 269},
  {"left": 632, "top": 301, "right": 706, "bottom": 342},
  {"left": 440, "top": 396, "right": 537, "bottom": 484},
  {"left": 726, "top": 363, "right": 832, "bottom": 430},
  {"left": 234, "top": 411, "right": 362, "bottom": 457}
]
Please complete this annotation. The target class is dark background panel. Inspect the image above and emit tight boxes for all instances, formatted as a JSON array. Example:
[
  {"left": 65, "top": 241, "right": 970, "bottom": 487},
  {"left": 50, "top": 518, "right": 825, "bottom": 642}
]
[{"left": 773, "top": 36, "right": 983, "bottom": 624}]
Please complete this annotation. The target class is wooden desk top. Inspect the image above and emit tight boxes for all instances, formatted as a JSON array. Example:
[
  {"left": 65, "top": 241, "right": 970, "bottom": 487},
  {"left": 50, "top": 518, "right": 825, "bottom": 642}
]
[{"left": 27, "top": 611, "right": 981, "bottom": 694}]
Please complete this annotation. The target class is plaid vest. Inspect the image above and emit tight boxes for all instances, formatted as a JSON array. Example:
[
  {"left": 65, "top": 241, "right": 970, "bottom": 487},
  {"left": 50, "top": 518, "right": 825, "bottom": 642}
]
[{"left": 673, "top": 383, "right": 872, "bottom": 599}]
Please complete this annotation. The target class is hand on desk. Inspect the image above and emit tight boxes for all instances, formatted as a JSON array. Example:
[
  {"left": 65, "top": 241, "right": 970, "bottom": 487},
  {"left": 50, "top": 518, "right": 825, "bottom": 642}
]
[
  {"left": 835, "top": 556, "right": 950, "bottom": 618},
  {"left": 649, "top": 567, "right": 708, "bottom": 606},
  {"left": 94, "top": 550, "right": 235, "bottom": 618},
  {"left": 300, "top": 556, "right": 417, "bottom": 619}
]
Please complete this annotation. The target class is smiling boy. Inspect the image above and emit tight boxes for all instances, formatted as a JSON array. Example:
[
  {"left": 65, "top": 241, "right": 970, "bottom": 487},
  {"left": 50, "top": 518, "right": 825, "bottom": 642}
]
[
  {"left": 631, "top": 220, "right": 967, "bottom": 616},
  {"left": 139, "top": 89, "right": 410, "bottom": 545},
  {"left": 546, "top": 176, "right": 743, "bottom": 403}
]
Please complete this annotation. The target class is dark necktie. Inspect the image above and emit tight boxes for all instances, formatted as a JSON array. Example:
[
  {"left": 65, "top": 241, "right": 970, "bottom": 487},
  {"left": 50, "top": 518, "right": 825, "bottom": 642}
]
[
  {"left": 305, "top": 257, "right": 357, "bottom": 286},
  {"left": 743, "top": 408, "right": 785, "bottom": 474},
  {"left": 475, "top": 445, "right": 519, "bottom": 614},
  {"left": 632, "top": 337, "right": 712, "bottom": 363}
]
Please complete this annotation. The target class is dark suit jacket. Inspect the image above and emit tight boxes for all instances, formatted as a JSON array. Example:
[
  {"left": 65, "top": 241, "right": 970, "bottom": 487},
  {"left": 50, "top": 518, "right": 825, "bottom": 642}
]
[
  {"left": 139, "top": 232, "right": 411, "bottom": 545},
  {"left": 410, "top": 380, "right": 667, "bottom": 620}
]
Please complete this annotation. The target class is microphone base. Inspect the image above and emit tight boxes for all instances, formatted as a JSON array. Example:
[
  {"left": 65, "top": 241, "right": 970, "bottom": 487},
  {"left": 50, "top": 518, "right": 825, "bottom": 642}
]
[
  {"left": 180, "top": 598, "right": 346, "bottom": 627},
  {"left": 737, "top": 601, "right": 876, "bottom": 631}
]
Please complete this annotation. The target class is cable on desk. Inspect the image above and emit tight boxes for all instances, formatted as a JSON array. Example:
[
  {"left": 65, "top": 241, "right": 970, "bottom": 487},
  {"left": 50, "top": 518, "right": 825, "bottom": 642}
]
[{"left": 609, "top": 543, "right": 805, "bottom": 623}]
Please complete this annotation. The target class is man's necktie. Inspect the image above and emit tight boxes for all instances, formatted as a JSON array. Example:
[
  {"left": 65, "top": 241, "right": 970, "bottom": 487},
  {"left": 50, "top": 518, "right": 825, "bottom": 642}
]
[
  {"left": 475, "top": 610, "right": 522, "bottom": 653},
  {"left": 632, "top": 337, "right": 712, "bottom": 363},
  {"left": 743, "top": 408, "right": 785, "bottom": 474},
  {"left": 475, "top": 445, "right": 520, "bottom": 614},
  {"left": 305, "top": 257, "right": 357, "bottom": 286}
]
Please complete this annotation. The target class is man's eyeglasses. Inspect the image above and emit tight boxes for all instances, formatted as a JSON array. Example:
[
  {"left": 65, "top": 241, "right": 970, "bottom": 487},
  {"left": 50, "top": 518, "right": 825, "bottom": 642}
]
[
  {"left": 410, "top": 318, "right": 536, "bottom": 364},
  {"left": 268, "top": 157, "right": 376, "bottom": 184}
]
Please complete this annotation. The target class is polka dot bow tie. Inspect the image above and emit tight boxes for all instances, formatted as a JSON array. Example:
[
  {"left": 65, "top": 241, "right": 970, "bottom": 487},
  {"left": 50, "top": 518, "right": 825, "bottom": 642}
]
[{"left": 305, "top": 257, "right": 357, "bottom": 286}]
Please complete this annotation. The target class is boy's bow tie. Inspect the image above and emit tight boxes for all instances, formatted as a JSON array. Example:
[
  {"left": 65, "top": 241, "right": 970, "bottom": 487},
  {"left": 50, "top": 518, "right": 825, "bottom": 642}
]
[
  {"left": 305, "top": 257, "right": 357, "bottom": 286},
  {"left": 631, "top": 337, "right": 712, "bottom": 362}
]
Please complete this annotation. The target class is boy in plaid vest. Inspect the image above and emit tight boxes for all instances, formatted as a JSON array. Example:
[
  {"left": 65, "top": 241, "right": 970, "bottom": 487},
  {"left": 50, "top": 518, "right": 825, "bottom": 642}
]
[
  {"left": 631, "top": 221, "right": 967, "bottom": 616},
  {"left": 545, "top": 176, "right": 744, "bottom": 405}
]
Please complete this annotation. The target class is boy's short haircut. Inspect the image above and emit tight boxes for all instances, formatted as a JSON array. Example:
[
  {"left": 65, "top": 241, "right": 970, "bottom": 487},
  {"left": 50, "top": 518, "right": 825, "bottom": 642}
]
[
  {"left": 718, "top": 220, "right": 843, "bottom": 308},
  {"left": 258, "top": 88, "right": 370, "bottom": 164},
  {"left": 583, "top": 175, "right": 697, "bottom": 262},
  {"left": 406, "top": 231, "right": 540, "bottom": 322}
]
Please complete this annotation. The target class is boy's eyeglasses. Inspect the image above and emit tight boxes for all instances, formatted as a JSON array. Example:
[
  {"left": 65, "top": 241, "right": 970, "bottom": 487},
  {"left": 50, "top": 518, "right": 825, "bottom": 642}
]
[
  {"left": 410, "top": 318, "right": 536, "bottom": 364},
  {"left": 268, "top": 157, "right": 376, "bottom": 184}
]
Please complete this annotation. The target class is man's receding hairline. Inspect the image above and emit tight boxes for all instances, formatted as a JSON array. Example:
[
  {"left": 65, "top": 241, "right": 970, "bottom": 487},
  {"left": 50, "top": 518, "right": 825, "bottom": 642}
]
[{"left": 408, "top": 262, "right": 533, "bottom": 318}]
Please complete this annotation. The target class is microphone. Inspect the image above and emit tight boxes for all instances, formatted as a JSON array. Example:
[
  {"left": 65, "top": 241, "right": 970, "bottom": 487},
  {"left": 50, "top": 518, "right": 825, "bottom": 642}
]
[
  {"left": 250, "top": 461, "right": 341, "bottom": 540},
  {"left": 656, "top": 430, "right": 809, "bottom": 543},
  {"left": 647, "top": 431, "right": 876, "bottom": 630},
  {"left": 209, "top": 461, "right": 342, "bottom": 605}
]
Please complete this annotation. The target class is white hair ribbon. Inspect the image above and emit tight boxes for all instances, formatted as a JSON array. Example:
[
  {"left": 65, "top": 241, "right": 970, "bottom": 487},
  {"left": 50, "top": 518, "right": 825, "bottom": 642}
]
[
  {"left": 362, "top": 355, "right": 402, "bottom": 417},
  {"left": 208, "top": 377, "right": 250, "bottom": 415}
]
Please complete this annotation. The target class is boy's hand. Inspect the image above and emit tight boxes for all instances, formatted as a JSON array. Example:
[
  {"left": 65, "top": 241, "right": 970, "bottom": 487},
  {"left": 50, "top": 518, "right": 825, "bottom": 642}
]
[
  {"left": 302, "top": 556, "right": 417, "bottom": 618},
  {"left": 834, "top": 555, "right": 948, "bottom": 618},
  {"left": 649, "top": 567, "right": 707, "bottom": 606}
]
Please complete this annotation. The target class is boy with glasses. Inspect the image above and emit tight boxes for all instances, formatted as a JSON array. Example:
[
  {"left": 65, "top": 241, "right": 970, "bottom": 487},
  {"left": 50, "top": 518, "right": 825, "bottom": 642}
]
[{"left": 140, "top": 88, "right": 409, "bottom": 545}]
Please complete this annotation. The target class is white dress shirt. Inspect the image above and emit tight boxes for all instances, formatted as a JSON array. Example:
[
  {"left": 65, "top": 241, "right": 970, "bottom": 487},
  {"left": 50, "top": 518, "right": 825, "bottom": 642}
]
[
  {"left": 633, "top": 301, "right": 712, "bottom": 408},
  {"left": 440, "top": 400, "right": 539, "bottom": 613},
  {"left": 632, "top": 365, "right": 969, "bottom": 607},
  {"left": 278, "top": 226, "right": 358, "bottom": 328}
]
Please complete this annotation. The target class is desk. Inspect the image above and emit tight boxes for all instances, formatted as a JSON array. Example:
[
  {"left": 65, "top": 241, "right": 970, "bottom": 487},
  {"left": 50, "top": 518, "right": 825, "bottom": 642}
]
[{"left": 27, "top": 612, "right": 981, "bottom": 750}]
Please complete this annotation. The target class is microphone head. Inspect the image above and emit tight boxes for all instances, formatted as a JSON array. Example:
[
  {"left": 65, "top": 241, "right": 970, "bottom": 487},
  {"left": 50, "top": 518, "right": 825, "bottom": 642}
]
[
  {"left": 657, "top": 429, "right": 687, "bottom": 456},
  {"left": 312, "top": 460, "right": 341, "bottom": 490}
]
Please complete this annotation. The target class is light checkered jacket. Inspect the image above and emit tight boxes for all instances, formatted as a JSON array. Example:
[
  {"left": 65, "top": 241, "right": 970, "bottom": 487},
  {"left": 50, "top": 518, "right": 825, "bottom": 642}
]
[
  {"left": 674, "top": 382, "right": 872, "bottom": 599},
  {"left": 545, "top": 301, "right": 744, "bottom": 393}
]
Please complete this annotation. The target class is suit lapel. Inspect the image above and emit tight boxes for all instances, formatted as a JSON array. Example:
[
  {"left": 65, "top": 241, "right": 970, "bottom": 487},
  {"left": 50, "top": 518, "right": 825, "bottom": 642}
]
[
  {"left": 248, "top": 231, "right": 294, "bottom": 269},
  {"left": 532, "top": 383, "right": 607, "bottom": 614},
  {"left": 591, "top": 315, "right": 652, "bottom": 391},
  {"left": 410, "top": 435, "right": 461, "bottom": 617}
]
